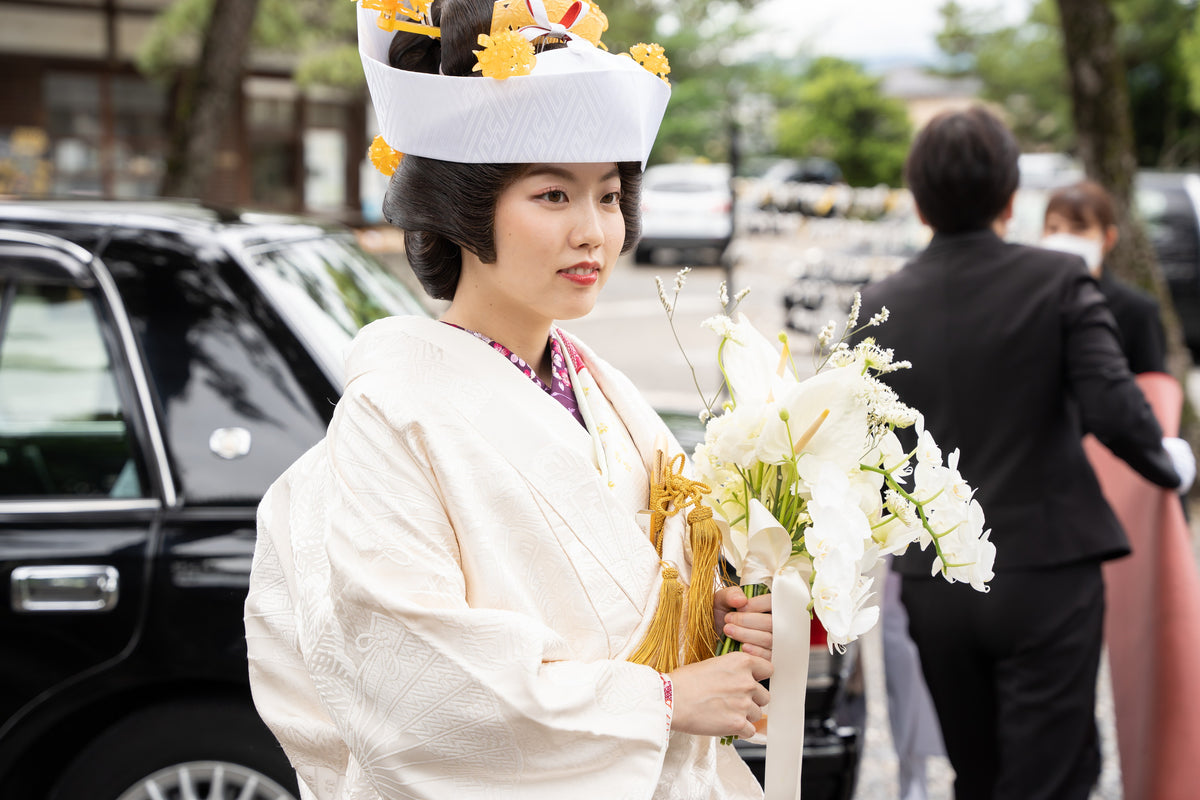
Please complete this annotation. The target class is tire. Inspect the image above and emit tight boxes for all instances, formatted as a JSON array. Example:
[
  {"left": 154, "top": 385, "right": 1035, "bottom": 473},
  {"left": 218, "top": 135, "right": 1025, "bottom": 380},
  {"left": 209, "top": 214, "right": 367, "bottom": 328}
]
[{"left": 49, "top": 699, "right": 299, "bottom": 800}]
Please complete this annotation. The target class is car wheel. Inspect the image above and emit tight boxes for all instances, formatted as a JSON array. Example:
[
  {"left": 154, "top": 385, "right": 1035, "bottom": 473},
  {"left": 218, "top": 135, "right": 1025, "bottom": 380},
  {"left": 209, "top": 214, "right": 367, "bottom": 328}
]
[
  {"left": 634, "top": 244, "right": 654, "bottom": 264},
  {"left": 49, "top": 699, "right": 299, "bottom": 800}
]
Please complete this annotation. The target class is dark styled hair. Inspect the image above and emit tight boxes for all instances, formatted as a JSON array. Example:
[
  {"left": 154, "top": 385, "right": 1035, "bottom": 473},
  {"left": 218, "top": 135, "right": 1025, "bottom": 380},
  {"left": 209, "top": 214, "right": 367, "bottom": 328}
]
[
  {"left": 379, "top": 0, "right": 642, "bottom": 301},
  {"left": 903, "top": 107, "right": 1021, "bottom": 234},
  {"left": 1044, "top": 180, "right": 1117, "bottom": 232}
]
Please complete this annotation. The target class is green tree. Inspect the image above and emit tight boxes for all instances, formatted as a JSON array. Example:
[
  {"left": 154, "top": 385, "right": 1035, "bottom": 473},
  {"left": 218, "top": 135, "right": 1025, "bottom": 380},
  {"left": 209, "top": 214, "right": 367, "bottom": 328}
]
[
  {"left": 937, "top": 0, "right": 1200, "bottom": 165},
  {"left": 771, "top": 57, "right": 912, "bottom": 187},
  {"left": 140, "top": 0, "right": 359, "bottom": 88},
  {"left": 936, "top": 0, "right": 1071, "bottom": 151}
]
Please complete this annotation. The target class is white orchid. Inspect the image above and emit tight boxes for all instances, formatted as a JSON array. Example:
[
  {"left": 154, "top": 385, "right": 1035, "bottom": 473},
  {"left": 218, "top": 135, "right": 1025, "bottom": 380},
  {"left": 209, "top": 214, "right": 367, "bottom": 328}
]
[{"left": 811, "top": 548, "right": 879, "bottom": 647}]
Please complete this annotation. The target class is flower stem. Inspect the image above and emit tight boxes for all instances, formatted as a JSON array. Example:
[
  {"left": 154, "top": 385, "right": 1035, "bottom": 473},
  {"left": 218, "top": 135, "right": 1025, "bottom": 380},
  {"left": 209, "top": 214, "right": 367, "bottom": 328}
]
[{"left": 719, "top": 583, "right": 769, "bottom": 745}]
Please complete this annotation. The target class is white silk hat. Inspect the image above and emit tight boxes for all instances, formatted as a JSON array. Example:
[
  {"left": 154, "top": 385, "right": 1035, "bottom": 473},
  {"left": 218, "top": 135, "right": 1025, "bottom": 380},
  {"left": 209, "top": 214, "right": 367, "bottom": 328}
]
[{"left": 358, "top": 0, "right": 671, "bottom": 168}]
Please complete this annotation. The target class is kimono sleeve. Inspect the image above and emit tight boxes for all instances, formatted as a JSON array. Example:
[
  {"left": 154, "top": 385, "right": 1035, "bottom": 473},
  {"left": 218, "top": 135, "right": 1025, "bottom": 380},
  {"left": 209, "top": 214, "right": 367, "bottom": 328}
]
[{"left": 288, "top": 386, "right": 674, "bottom": 799}]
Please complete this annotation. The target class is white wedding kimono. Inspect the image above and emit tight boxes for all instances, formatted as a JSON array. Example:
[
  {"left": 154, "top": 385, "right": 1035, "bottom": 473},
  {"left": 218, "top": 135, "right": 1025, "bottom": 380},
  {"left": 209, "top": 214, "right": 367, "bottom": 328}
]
[{"left": 244, "top": 316, "right": 763, "bottom": 800}]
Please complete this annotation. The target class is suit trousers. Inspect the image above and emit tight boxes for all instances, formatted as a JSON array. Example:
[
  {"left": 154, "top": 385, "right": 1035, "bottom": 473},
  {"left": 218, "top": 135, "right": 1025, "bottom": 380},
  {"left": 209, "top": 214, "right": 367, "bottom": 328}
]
[{"left": 900, "top": 562, "right": 1104, "bottom": 800}]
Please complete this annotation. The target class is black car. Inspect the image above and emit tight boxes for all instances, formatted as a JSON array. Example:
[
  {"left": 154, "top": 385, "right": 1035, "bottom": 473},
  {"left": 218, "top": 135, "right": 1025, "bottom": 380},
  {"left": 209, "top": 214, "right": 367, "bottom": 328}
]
[{"left": 0, "top": 200, "right": 859, "bottom": 800}]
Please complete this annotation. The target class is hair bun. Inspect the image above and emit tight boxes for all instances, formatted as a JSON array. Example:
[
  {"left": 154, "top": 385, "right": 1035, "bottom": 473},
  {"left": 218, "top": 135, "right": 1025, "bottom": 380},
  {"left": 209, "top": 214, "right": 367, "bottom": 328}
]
[
  {"left": 387, "top": 0, "right": 494, "bottom": 76},
  {"left": 388, "top": 29, "right": 441, "bottom": 73}
]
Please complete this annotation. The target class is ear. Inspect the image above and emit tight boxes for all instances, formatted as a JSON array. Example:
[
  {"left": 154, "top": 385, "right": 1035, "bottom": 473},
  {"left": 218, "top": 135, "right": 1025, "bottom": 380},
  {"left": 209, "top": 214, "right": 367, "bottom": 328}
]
[{"left": 1103, "top": 224, "right": 1119, "bottom": 255}]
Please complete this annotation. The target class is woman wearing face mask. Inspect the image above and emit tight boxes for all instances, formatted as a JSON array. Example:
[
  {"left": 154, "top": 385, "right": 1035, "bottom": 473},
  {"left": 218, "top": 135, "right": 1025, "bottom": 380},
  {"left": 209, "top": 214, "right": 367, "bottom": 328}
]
[
  {"left": 1041, "top": 180, "right": 1167, "bottom": 375},
  {"left": 1042, "top": 181, "right": 1200, "bottom": 800}
]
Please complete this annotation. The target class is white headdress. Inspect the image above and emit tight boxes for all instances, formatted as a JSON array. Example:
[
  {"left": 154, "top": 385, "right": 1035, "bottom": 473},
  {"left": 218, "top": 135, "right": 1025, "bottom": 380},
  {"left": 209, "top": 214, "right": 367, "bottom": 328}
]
[{"left": 359, "top": 0, "right": 671, "bottom": 171}]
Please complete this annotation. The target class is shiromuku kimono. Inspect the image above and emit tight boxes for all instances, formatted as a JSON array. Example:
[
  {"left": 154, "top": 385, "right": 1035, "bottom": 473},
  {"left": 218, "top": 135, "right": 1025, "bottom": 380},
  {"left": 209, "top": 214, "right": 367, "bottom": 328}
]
[{"left": 244, "top": 315, "right": 763, "bottom": 800}]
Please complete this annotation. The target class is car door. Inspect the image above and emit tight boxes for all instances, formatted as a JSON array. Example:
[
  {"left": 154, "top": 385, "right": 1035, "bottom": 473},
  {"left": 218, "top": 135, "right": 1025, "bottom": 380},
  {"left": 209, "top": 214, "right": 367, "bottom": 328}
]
[{"left": 0, "top": 231, "right": 161, "bottom": 754}]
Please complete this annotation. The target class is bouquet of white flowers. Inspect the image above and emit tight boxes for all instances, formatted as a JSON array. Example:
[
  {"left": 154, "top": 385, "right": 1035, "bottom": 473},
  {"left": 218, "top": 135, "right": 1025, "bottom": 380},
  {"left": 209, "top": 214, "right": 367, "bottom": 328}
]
[{"left": 657, "top": 270, "right": 995, "bottom": 796}]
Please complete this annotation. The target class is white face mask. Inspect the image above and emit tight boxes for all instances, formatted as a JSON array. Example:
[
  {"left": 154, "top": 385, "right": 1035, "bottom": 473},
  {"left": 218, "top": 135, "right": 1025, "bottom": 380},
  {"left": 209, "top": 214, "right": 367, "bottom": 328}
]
[{"left": 1040, "top": 233, "right": 1104, "bottom": 274}]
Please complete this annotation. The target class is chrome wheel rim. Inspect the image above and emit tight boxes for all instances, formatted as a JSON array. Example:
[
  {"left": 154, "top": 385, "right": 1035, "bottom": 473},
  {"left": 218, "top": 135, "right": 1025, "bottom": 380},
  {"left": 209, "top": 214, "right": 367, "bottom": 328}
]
[{"left": 114, "top": 761, "right": 296, "bottom": 800}]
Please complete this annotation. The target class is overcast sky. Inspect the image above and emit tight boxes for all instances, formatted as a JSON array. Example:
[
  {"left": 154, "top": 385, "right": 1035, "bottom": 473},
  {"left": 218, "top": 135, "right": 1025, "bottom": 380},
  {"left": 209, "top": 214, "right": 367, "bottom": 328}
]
[{"left": 749, "top": 0, "right": 1032, "bottom": 66}]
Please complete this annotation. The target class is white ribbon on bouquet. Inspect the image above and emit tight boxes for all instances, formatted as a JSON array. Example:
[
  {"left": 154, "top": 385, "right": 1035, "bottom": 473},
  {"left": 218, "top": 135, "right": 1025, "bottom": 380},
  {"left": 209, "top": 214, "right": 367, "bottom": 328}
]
[{"left": 722, "top": 500, "right": 813, "bottom": 800}]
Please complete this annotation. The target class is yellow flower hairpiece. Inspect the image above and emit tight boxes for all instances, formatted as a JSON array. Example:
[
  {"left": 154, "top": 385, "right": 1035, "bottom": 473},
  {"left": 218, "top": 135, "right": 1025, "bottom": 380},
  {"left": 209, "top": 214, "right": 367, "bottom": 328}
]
[
  {"left": 629, "top": 42, "right": 670, "bottom": 84},
  {"left": 361, "top": 0, "right": 440, "bottom": 38},
  {"left": 490, "top": 0, "right": 609, "bottom": 48},
  {"left": 369, "top": 135, "right": 404, "bottom": 176},
  {"left": 473, "top": 29, "right": 537, "bottom": 80}
]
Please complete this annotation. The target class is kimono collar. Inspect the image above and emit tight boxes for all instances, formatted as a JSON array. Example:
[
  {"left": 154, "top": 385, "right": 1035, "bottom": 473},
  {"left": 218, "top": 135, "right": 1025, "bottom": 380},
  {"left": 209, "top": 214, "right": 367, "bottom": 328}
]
[{"left": 440, "top": 321, "right": 585, "bottom": 428}]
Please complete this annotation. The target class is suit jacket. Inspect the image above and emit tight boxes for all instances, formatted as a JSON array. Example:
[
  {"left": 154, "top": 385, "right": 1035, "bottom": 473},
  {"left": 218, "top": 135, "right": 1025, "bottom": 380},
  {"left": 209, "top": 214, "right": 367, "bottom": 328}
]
[
  {"left": 1097, "top": 270, "right": 1167, "bottom": 375},
  {"left": 858, "top": 229, "right": 1179, "bottom": 575}
]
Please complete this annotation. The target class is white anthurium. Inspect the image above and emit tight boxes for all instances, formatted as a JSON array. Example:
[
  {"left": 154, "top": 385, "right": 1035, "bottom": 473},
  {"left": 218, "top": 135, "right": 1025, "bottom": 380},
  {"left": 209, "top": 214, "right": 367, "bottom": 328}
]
[
  {"left": 720, "top": 499, "right": 794, "bottom": 587},
  {"left": 759, "top": 366, "right": 871, "bottom": 471},
  {"left": 811, "top": 548, "right": 880, "bottom": 649},
  {"left": 710, "top": 313, "right": 794, "bottom": 409}
]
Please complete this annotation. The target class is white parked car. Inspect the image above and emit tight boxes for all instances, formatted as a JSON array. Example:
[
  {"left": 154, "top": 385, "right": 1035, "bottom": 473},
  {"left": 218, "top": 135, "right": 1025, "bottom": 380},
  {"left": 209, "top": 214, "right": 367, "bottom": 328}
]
[{"left": 636, "top": 162, "right": 733, "bottom": 265}]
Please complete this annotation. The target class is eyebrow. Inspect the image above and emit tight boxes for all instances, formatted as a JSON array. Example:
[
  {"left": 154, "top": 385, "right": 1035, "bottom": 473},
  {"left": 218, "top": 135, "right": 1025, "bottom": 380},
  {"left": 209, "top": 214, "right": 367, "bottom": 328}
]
[{"left": 525, "top": 165, "right": 621, "bottom": 182}]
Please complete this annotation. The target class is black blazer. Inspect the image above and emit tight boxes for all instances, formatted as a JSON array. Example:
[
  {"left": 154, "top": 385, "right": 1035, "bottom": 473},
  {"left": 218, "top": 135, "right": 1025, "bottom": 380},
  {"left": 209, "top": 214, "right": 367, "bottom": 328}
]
[{"left": 859, "top": 229, "right": 1179, "bottom": 575}]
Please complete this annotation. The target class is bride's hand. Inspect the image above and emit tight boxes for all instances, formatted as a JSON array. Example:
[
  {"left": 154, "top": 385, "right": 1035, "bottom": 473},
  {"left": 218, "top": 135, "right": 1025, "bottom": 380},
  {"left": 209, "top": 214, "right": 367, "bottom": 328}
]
[
  {"left": 714, "top": 585, "right": 773, "bottom": 660},
  {"left": 667, "top": 652, "right": 772, "bottom": 739}
]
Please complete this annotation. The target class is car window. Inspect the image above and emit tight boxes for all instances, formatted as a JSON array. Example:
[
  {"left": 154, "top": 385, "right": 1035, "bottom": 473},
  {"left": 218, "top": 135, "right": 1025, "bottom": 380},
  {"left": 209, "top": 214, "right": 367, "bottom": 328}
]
[
  {"left": 0, "top": 281, "right": 143, "bottom": 498},
  {"left": 243, "top": 235, "right": 426, "bottom": 385},
  {"left": 1135, "top": 185, "right": 1200, "bottom": 284}
]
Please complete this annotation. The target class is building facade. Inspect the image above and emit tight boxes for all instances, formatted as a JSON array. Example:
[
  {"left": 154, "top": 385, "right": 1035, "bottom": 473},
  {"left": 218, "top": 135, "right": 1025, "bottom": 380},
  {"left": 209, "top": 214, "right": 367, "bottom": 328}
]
[{"left": 0, "top": 0, "right": 369, "bottom": 221}]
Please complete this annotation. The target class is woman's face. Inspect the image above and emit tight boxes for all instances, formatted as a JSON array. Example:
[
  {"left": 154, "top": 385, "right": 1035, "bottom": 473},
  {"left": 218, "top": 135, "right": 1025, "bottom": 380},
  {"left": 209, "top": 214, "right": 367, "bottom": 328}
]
[
  {"left": 459, "top": 162, "right": 624, "bottom": 333},
  {"left": 1043, "top": 210, "right": 1105, "bottom": 245},
  {"left": 1042, "top": 208, "right": 1118, "bottom": 276}
]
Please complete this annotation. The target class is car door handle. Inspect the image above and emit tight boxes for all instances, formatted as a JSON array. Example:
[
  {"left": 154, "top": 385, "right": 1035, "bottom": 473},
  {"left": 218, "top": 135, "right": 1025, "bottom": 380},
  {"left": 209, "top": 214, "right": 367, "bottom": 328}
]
[{"left": 10, "top": 565, "right": 119, "bottom": 613}]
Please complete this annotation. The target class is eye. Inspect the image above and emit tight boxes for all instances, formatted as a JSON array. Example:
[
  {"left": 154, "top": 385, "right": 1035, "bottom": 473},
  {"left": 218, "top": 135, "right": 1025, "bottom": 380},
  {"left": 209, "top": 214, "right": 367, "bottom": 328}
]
[
  {"left": 538, "top": 189, "right": 568, "bottom": 203},
  {"left": 601, "top": 190, "right": 622, "bottom": 205}
]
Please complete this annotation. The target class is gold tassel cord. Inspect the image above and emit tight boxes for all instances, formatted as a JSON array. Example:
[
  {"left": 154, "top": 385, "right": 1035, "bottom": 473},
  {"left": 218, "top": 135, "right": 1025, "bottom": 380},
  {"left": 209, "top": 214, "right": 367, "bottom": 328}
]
[
  {"left": 628, "top": 450, "right": 726, "bottom": 670},
  {"left": 627, "top": 561, "right": 684, "bottom": 672},
  {"left": 684, "top": 503, "right": 723, "bottom": 664}
]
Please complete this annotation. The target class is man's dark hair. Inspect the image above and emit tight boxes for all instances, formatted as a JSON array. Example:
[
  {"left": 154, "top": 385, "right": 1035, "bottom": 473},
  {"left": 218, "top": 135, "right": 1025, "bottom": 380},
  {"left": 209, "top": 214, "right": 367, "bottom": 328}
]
[
  {"left": 379, "top": 0, "right": 642, "bottom": 301},
  {"left": 904, "top": 107, "right": 1020, "bottom": 234}
]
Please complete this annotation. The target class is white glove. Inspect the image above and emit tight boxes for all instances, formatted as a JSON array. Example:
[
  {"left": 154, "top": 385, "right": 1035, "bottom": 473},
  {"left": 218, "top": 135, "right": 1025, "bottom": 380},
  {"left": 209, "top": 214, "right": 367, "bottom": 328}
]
[{"left": 1162, "top": 437, "right": 1196, "bottom": 494}]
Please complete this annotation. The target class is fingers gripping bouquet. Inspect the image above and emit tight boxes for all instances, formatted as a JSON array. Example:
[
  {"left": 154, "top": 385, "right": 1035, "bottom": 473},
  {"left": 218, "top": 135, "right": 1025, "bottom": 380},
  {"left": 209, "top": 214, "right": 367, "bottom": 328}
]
[{"left": 666, "top": 279, "right": 996, "bottom": 650}]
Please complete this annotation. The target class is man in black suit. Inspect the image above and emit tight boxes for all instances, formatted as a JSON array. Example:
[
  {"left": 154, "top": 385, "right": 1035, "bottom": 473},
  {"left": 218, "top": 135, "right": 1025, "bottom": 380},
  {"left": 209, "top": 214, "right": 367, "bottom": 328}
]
[{"left": 858, "top": 108, "right": 1182, "bottom": 800}]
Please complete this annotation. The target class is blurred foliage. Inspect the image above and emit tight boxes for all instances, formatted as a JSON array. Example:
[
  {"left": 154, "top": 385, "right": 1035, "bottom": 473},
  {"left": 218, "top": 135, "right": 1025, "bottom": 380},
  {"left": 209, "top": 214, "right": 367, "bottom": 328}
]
[
  {"left": 768, "top": 57, "right": 912, "bottom": 187},
  {"left": 603, "top": 0, "right": 766, "bottom": 165},
  {"left": 936, "top": 0, "right": 1200, "bottom": 166},
  {"left": 139, "top": 0, "right": 360, "bottom": 86}
]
